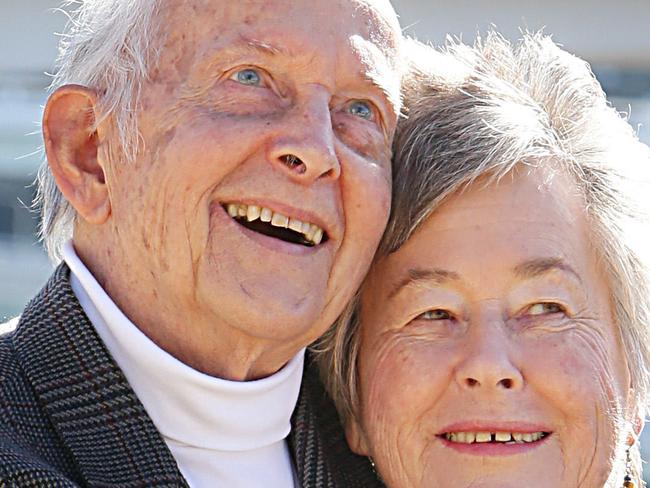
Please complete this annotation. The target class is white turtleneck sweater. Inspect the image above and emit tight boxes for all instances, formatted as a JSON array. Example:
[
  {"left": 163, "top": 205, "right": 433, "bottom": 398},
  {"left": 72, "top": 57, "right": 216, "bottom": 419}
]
[{"left": 62, "top": 241, "right": 302, "bottom": 487}]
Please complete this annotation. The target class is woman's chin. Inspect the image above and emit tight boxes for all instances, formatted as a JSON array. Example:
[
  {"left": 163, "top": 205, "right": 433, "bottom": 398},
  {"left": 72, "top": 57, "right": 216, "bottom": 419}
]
[{"left": 377, "top": 443, "right": 577, "bottom": 488}]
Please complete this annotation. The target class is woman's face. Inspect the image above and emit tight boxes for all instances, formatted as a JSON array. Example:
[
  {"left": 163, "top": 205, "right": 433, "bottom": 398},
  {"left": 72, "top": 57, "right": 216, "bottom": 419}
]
[{"left": 349, "top": 168, "right": 633, "bottom": 488}]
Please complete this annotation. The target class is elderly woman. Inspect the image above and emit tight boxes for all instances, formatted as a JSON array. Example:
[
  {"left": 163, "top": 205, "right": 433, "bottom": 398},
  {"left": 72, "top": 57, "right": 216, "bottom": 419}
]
[{"left": 317, "top": 32, "right": 650, "bottom": 488}]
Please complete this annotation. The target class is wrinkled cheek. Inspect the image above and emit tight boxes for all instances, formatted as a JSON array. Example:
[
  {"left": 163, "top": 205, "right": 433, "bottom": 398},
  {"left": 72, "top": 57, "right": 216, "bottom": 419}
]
[
  {"left": 342, "top": 168, "right": 390, "bottom": 256},
  {"left": 359, "top": 340, "right": 433, "bottom": 484},
  {"left": 136, "top": 184, "right": 205, "bottom": 284},
  {"left": 329, "top": 170, "right": 390, "bottom": 298},
  {"left": 540, "top": 332, "right": 626, "bottom": 486},
  {"left": 560, "top": 331, "right": 625, "bottom": 418}
]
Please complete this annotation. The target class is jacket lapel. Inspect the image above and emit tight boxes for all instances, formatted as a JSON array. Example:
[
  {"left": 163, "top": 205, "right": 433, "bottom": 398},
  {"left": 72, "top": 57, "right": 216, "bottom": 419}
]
[
  {"left": 12, "top": 263, "right": 379, "bottom": 487},
  {"left": 289, "top": 353, "right": 382, "bottom": 488},
  {"left": 12, "top": 263, "right": 188, "bottom": 487}
]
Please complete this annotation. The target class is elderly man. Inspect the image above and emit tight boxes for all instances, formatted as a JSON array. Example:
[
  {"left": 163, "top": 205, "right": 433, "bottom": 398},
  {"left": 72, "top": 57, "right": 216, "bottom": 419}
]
[{"left": 0, "top": 0, "right": 401, "bottom": 486}]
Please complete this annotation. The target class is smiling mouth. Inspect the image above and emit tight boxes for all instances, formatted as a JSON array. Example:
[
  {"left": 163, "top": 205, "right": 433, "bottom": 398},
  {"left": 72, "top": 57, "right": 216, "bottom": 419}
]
[
  {"left": 440, "top": 431, "right": 551, "bottom": 445},
  {"left": 224, "top": 202, "right": 328, "bottom": 247}
]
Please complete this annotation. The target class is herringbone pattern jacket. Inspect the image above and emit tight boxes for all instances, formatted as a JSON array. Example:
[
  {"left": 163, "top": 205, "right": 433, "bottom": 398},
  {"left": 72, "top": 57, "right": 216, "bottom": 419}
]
[{"left": 0, "top": 264, "right": 381, "bottom": 487}]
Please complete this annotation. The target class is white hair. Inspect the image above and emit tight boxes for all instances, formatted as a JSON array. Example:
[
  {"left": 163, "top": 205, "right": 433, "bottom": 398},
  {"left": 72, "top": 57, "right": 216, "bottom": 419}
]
[
  {"left": 317, "top": 31, "right": 650, "bottom": 485},
  {"left": 36, "top": 0, "right": 160, "bottom": 260}
]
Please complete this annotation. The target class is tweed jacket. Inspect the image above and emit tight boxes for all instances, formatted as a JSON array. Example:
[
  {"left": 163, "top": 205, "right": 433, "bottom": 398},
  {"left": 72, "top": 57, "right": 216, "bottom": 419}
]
[{"left": 0, "top": 263, "right": 381, "bottom": 487}]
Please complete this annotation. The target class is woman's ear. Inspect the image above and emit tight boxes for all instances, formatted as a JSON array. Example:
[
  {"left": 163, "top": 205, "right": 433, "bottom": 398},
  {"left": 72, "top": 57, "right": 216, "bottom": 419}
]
[
  {"left": 43, "top": 84, "right": 110, "bottom": 225},
  {"left": 345, "top": 416, "right": 370, "bottom": 456},
  {"left": 631, "top": 412, "right": 644, "bottom": 442}
]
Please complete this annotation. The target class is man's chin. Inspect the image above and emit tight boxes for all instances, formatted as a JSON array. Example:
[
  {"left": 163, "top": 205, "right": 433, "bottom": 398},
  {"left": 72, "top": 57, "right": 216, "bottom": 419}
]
[{"left": 202, "top": 286, "right": 331, "bottom": 342}]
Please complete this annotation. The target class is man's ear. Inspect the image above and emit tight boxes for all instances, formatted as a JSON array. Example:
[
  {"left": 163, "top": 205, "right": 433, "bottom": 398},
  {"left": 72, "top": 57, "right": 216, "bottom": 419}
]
[
  {"left": 345, "top": 416, "right": 370, "bottom": 456},
  {"left": 43, "top": 84, "right": 110, "bottom": 225}
]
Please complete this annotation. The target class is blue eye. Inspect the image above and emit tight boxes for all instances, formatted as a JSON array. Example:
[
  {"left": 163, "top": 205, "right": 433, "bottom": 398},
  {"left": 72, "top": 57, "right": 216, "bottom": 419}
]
[
  {"left": 234, "top": 68, "right": 262, "bottom": 86},
  {"left": 348, "top": 100, "right": 373, "bottom": 120}
]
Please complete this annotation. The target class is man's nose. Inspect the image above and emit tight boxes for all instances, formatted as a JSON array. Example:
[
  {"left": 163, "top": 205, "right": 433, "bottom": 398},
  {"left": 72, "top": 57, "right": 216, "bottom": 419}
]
[
  {"left": 266, "top": 87, "right": 340, "bottom": 183},
  {"left": 454, "top": 318, "right": 524, "bottom": 392}
]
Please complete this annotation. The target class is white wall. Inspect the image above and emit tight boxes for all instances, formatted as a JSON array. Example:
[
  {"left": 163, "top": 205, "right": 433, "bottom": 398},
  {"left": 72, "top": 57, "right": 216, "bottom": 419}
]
[
  {"left": 392, "top": 0, "right": 650, "bottom": 68},
  {"left": 0, "top": 0, "right": 63, "bottom": 74}
]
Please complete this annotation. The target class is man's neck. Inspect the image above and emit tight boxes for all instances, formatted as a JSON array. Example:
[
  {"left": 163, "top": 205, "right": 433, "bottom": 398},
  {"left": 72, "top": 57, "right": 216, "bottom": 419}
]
[{"left": 71, "top": 235, "right": 307, "bottom": 381}]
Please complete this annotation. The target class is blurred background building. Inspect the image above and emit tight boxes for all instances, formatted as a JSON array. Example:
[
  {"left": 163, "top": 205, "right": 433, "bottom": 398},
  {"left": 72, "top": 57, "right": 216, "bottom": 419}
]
[{"left": 2, "top": 0, "right": 650, "bottom": 473}]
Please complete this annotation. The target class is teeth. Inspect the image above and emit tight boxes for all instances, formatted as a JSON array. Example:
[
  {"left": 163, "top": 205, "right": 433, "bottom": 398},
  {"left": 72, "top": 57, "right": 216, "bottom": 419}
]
[
  {"left": 288, "top": 218, "right": 304, "bottom": 233},
  {"left": 271, "top": 213, "right": 289, "bottom": 228},
  {"left": 495, "top": 432, "right": 512, "bottom": 442},
  {"left": 260, "top": 207, "right": 272, "bottom": 222},
  {"left": 225, "top": 202, "right": 326, "bottom": 245},
  {"left": 247, "top": 205, "right": 261, "bottom": 222},
  {"left": 305, "top": 225, "right": 316, "bottom": 241},
  {"left": 475, "top": 432, "right": 491, "bottom": 443},
  {"left": 444, "top": 431, "right": 546, "bottom": 445},
  {"left": 312, "top": 228, "right": 323, "bottom": 245}
]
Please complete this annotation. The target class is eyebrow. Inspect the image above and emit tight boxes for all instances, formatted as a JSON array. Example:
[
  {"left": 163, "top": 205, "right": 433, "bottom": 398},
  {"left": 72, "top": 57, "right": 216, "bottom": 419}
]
[
  {"left": 240, "top": 37, "right": 287, "bottom": 57},
  {"left": 203, "top": 36, "right": 290, "bottom": 70},
  {"left": 388, "top": 267, "right": 460, "bottom": 299},
  {"left": 512, "top": 257, "right": 583, "bottom": 283},
  {"left": 387, "top": 257, "right": 582, "bottom": 300}
]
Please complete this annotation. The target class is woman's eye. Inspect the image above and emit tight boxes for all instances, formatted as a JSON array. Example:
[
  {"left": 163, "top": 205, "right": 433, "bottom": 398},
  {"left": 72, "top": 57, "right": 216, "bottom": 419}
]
[
  {"left": 231, "top": 68, "right": 263, "bottom": 86},
  {"left": 527, "top": 302, "right": 565, "bottom": 316},
  {"left": 417, "top": 309, "right": 452, "bottom": 321},
  {"left": 348, "top": 100, "right": 374, "bottom": 120}
]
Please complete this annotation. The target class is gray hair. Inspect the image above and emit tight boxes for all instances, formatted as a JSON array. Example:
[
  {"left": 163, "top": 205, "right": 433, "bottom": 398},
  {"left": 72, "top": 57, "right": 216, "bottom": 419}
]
[
  {"left": 316, "top": 31, "right": 650, "bottom": 484},
  {"left": 35, "top": 0, "right": 160, "bottom": 260}
]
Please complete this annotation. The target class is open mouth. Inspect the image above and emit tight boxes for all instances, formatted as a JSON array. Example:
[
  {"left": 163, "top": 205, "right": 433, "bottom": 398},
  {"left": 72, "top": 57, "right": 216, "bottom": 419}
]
[
  {"left": 440, "top": 431, "right": 551, "bottom": 445},
  {"left": 224, "top": 202, "right": 328, "bottom": 247}
]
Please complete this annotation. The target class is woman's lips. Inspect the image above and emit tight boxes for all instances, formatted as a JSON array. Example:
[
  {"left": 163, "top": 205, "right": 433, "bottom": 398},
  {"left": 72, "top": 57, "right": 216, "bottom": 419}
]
[{"left": 437, "top": 422, "right": 552, "bottom": 456}]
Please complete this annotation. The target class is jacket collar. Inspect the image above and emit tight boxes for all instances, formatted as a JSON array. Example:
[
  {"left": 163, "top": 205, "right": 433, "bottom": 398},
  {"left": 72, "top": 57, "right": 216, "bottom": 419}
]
[
  {"left": 289, "top": 355, "right": 382, "bottom": 488},
  {"left": 13, "top": 263, "right": 189, "bottom": 486},
  {"left": 13, "top": 263, "right": 379, "bottom": 487}
]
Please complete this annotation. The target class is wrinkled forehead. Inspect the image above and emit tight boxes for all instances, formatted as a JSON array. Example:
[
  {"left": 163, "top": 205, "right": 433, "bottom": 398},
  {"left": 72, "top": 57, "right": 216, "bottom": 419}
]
[
  {"left": 158, "top": 0, "right": 402, "bottom": 108},
  {"left": 166, "top": 2, "right": 398, "bottom": 58},
  {"left": 162, "top": 0, "right": 400, "bottom": 45}
]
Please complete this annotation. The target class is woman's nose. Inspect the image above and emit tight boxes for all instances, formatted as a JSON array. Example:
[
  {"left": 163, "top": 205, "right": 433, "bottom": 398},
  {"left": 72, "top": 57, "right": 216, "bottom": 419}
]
[{"left": 454, "top": 321, "right": 524, "bottom": 392}]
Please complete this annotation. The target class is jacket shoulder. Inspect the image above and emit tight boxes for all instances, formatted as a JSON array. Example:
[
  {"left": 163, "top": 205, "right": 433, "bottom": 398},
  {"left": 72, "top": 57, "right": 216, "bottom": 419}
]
[
  {"left": 0, "top": 321, "right": 81, "bottom": 485},
  {"left": 0, "top": 437, "right": 80, "bottom": 487}
]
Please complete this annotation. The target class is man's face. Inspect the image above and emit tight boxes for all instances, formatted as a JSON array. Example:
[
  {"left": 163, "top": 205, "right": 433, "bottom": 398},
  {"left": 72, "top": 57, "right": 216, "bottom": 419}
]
[{"left": 102, "top": 0, "right": 400, "bottom": 360}]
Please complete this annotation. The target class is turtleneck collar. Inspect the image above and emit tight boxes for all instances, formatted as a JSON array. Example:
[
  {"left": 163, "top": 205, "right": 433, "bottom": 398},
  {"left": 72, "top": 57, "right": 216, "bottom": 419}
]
[{"left": 62, "top": 240, "right": 305, "bottom": 452}]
